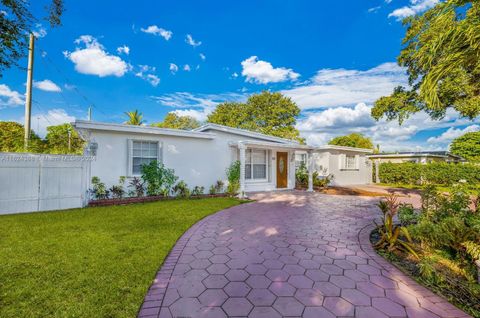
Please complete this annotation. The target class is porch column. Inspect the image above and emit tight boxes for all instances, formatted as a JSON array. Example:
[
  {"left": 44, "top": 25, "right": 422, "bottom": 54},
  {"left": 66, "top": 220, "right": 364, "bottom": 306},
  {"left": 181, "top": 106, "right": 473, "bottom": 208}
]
[
  {"left": 375, "top": 159, "right": 380, "bottom": 183},
  {"left": 239, "top": 143, "right": 246, "bottom": 198},
  {"left": 307, "top": 150, "right": 314, "bottom": 192}
]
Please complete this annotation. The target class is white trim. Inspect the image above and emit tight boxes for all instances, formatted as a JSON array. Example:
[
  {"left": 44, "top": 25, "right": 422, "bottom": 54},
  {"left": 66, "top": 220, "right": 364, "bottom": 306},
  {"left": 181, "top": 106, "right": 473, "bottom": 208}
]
[
  {"left": 128, "top": 139, "right": 163, "bottom": 176},
  {"left": 316, "top": 145, "right": 373, "bottom": 153},
  {"left": 230, "top": 140, "right": 313, "bottom": 150},
  {"left": 73, "top": 120, "right": 215, "bottom": 139},
  {"left": 195, "top": 123, "right": 300, "bottom": 144}
]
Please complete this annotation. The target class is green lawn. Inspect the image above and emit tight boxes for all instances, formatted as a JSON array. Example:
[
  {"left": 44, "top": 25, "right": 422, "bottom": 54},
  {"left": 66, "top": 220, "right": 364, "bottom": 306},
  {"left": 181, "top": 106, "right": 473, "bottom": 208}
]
[{"left": 0, "top": 198, "right": 243, "bottom": 318}]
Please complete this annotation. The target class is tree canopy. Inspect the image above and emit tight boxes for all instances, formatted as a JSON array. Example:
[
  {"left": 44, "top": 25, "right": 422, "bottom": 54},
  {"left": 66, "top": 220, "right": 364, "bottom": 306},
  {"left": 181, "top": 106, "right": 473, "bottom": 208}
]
[
  {"left": 450, "top": 131, "right": 480, "bottom": 162},
  {"left": 371, "top": 0, "right": 480, "bottom": 123},
  {"left": 207, "top": 91, "right": 304, "bottom": 142},
  {"left": 328, "top": 133, "right": 374, "bottom": 149},
  {"left": 124, "top": 110, "right": 144, "bottom": 125},
  {"left": 152, "top": 113, "right": 200, "bottom": 130},
  {"left": 45, "top": 123, "right": 84, "bottom": 154},
  {"left": 0, "top": 121, "right": 44, "bottom": 153},
  {"left": 0, "top": 0, "right": 64, "bottom": 76}
]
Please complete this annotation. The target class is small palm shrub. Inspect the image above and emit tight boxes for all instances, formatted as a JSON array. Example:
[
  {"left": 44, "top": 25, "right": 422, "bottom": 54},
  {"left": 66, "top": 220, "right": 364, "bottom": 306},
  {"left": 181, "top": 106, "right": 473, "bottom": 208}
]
[
  {"left": 226, "top": 161, "right": 240, "bottom": 196},
  {"left": 191, "top": 186, "right": 204, "bottom": 196},
  {"left": 109, "top": 176, "right": 126, "bottom": 199},
  {"left": 173, "top": 180, "right": 190, "bottom": 198},
  {"left": 128, "top": 177, "right": 145, "bottom": 197},
  {"left": 90, "top": 176, "right": 109, "bottom": 200}
]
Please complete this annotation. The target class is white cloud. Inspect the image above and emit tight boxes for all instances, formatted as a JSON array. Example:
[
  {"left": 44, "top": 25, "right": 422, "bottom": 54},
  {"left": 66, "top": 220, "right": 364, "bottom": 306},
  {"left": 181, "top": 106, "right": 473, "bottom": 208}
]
[
  {"left": 64, "top": 35, "right": 128, "bottom": 77},
  {"left": 141, "top": 25, "right": 172, "bottom": 40},
  {"left": 199, "top": 53, "right": 206, "bottom": 61},
  {"left": 231, "top": 72, "right": 239, "bottom": 79},
  {"left": 116, "top": 45, "right": 130, "bottom": 55},
  {"left": 389, "top": 0, "right": 439, "bottom": 19},
  {"left": 283, "top": 62, "right": 407, "bottom": 110},
  {"left": 151, "top": 92, "right": 245, "bottom": 121},
  {"left": 241, "top": 56, "right": 300, "bottom": 84},
  {"left": 185, "top": 34, "right": 202, "bottom": 47},
  {"left": 183, "top": 64, "right": 191, "bottom": 72},
  {"left": 135, "top": 65, "right": 160, "bottom": 87},
  {"left": 32, "top": 24, "right": 47, "bottom": 38},
  {"left": 33, "top": 79, "right": 62, "bottom": 92},
  {"left": 0, "top": 84, "right": 23, "bottom": 107},
  {"left": 427, "top": 125, "right": 480, "bottom": 144},
  {"left": 368, "top": 6, "right": 381, "bottom": 13},
  {"left": 169, "top": 63, "right": 179, "bottom": 74}
]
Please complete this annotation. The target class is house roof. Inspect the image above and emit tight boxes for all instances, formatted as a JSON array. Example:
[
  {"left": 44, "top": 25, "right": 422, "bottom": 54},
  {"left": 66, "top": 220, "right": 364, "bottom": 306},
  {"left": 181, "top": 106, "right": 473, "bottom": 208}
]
[
  {"left": 73, "top": 120, "right": 216, "bottom": 139},
  {"left": 315, "top": 145, "right": 374, "bottom": 153},
  {"left": 368, "top": 151, "right": 465, "bottom": 160},
  {"left": 229, "top": 140, "right": 313, "bottom": 150},
  {"left": 194, "top": 123, "right": 300, "bottom": 144}
]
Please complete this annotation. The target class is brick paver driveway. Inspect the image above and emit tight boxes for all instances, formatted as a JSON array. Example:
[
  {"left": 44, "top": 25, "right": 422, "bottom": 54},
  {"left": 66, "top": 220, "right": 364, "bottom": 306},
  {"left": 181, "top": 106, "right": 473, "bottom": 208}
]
[{"left": 139, "top": 192, "right": 470, "bottom": 318}]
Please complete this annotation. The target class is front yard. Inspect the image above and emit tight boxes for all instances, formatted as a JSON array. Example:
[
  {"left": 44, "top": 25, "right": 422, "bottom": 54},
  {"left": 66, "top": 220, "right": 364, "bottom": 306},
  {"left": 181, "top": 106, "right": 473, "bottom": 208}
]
[{"left": 0, "top": 198, "right": 242, "bottom": 318}]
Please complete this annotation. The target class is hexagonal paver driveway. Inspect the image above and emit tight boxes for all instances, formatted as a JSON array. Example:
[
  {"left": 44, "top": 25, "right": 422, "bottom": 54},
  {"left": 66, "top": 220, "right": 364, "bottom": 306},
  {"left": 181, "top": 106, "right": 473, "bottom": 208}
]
[{"left": 138, "top": 192, "right": 470, "bottom": 318}]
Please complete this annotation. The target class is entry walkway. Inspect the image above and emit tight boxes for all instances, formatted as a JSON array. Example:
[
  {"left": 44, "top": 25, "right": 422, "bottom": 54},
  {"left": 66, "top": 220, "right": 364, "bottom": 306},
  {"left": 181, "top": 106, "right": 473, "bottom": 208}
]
[{"left": 139, "top": 192, "right": 470, "bottom": 318}]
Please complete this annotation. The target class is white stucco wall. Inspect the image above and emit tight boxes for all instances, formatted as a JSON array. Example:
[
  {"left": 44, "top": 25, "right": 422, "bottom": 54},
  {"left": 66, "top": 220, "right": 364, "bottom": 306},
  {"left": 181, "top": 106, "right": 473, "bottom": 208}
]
[
  {"left": 84, "top": 128, "right": 296, "bottom": 193},
  {"left": 321, "top": 150, "right": 372, "bottom": 186}
]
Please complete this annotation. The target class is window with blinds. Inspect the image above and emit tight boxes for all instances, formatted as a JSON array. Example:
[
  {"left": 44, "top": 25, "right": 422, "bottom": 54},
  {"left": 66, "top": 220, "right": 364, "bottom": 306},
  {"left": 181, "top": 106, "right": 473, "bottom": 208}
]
[
  {"left": 132, "top": 141, "right": 159, "bottom": 175},
  {"left": 245, "top": 149, "right": 268, "bottom": 180}
]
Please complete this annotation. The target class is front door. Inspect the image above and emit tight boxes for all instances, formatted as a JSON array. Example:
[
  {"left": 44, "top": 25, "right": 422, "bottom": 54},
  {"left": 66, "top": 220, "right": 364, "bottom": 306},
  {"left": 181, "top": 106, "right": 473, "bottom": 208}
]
[{"left": 276, "top": 152, "right": 288, "bottom": 188}]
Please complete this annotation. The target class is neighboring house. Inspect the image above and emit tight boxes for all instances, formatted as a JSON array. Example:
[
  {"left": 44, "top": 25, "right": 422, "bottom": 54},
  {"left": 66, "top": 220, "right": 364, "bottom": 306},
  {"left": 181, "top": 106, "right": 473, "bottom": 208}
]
[
  {"left": 368, "top": 151, "right": 465, "bottom": 164},
  {"left": 73, "top": 121, "right": 373, "bottom": 196}
]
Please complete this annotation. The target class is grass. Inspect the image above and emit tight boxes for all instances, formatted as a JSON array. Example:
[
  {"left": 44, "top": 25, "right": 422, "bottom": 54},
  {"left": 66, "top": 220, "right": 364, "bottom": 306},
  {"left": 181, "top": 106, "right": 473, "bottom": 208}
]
[{"left": 0, "top": 197, "right": 243, "bottom": 318}]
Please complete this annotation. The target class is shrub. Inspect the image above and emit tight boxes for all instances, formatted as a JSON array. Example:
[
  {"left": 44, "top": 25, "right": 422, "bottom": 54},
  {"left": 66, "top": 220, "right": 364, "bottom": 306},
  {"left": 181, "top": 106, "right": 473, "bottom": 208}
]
[
  {"left": 141, "top": 161, "right": 178, "bottom": 196},
  {"left": 173, "top": 180, "right": 190, "bottom": 198},
  {"left": 90, "top": 176, "right": 109, "bottom": 200},
  {"left": 226, "top": 161, "right": 240, "bottom": 196},
  {"left": 379, "top": 162, "right": 480, "bottom": 186},
  {"left": 296, "top": 162, "right": 332, "bottom": 188},
  {"left": 215, "top": 180, "right": 224, "bottom": 193},
  {"left": 109, "top": 176, "right": 126, "bottom": 199},
  {"left": 295, "top": 162, "right": 308, "bottom": 186},
  {"left": 209, "top": 185, "right": 216, "bottom": 195},
  {"left": 128, "top": 177, "right": 145, "bottom": 197},
  {"left": 191, "top": 186, "right": 204, "bottom": 196},
  {"left": 398, "top": 203, "right": 418, "bottom": 226}
]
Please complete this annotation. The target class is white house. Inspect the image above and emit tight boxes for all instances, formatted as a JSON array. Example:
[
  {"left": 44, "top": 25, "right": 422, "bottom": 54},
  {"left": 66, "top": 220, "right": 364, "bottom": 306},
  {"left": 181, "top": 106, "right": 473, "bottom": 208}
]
[{"left": 73, "top": 121, "right": 372, "bottom": 196}]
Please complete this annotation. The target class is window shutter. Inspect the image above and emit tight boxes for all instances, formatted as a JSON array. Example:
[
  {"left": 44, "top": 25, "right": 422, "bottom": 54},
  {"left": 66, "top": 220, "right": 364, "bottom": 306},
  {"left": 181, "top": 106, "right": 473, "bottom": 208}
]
[
  {"left": 355, "top": 155, "right": 360, "bottom": 169},
  {"left": 339, "top": 154, "right": 345, "bottom": 169},
  {"left": 127, "top": 139, "right": 133, "bottom": 176},
  {"left": 157, "top": 142, "right": 163, "bottom": 164}
]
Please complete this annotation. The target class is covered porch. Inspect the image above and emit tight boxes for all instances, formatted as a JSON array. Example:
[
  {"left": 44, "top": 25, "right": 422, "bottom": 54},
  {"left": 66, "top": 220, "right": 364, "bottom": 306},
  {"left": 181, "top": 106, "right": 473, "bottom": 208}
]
[{"left": 229, "top": 140, "right": 314, "bottom": 197}]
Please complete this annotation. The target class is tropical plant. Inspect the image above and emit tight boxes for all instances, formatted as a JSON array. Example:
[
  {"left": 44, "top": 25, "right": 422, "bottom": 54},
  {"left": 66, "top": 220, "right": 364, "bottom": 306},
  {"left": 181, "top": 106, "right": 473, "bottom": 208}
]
[
  {"left": 207, "top": 91, "right": 304, "bottom": 143},
  {"left": 191, "top": 186, "right": 204, "bottom": 196},
  {"left": 328, "top": 133, "right": 374, "bottom": 150},
  {"left": 215, "top": 180, "right": 224, "bottom": 193},
  {"left": 226, "top": 161, "right": 241, "bottom": 195},
  {"left": 90, "top": 176, "right": 109, "bottom": 200},
  {"left": 398, "top": 203, "right": 418, "bottom": 226},
  {"left": 371, "top": 1, "right": 480, "bottom": 123},
  {"left": 128, "top": 177, "right": 145, "bottom": 197},
  {"left": 1, "top": 0, "right": 64, "bottom": 75},
  {"left": 374, "top": 194, "right": 418, "bottom": 258},
  {"left": 109, "top": 176, "right": 126, "bottom": 199},
  {"left": 173, "top": 181, "right": 190, "bottom": 198},
  {"left": 124, "top": 110, "right": 144, "bottom": 125},
  {"left": 209, "top": 185, "right": 217, "bottom": 195},
  {"left": 140, "top": 161, "right": 178, "bottom": 196},
  {"left": 152, "top": 113, "right": 200, "bottom": 130}
]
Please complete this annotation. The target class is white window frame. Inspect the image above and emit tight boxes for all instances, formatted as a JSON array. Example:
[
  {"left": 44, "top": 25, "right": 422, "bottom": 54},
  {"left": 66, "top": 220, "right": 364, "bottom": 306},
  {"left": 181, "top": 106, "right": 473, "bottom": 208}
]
[
  {"left": 127, "top": 139, "right": 163, "bottom": 176},
  {"left": 245, "top": 149, "right": 268, "bottom": 182},
  {"left": 339, "top": 153, "right": 359, "bottom": 171}
]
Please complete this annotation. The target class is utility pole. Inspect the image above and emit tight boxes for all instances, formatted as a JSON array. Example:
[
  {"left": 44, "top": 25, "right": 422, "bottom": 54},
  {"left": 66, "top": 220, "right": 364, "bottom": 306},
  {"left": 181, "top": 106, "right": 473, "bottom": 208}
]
[
  {"left": 24, "top": 33, "right": 35, "bottom": 150},
  {"left": 88, "top": 106, "right": 92, "bottom": 121}
]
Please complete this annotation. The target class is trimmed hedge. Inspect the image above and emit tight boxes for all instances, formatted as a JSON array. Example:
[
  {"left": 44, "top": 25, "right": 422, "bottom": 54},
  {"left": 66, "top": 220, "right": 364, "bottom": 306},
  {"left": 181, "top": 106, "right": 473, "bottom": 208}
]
[{"left": 379, "top": 162, "right": 480, "bottom": 185}]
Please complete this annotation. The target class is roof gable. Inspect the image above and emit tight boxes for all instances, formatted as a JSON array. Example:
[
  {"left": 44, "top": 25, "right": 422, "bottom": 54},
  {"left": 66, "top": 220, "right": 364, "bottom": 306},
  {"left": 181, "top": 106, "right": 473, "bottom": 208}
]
[{"left": 194, "top": 123, "right": 299, "bottom": 144}]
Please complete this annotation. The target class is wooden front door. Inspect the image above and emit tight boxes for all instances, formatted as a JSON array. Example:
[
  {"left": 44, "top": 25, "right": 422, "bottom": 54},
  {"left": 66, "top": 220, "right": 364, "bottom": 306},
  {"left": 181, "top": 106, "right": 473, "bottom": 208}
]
[{"left": 276, "top": 152, "right": 288, "bottom": 188}]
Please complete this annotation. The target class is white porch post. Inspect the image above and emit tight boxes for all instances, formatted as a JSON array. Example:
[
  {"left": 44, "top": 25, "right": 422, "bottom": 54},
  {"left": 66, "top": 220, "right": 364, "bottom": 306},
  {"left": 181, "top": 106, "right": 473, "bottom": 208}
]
[
  {"left": 307, "top": 150, "right": 314, "bottom": 192},
  {"left": 239, "top": 143, "right": 246, "bottom": 198}
]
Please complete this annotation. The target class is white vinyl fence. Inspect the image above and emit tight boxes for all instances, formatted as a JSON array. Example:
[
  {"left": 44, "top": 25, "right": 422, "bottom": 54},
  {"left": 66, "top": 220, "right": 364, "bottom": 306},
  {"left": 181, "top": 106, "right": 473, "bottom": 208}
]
[{"left": 0, "top": 153, "right": 93, "bottom": 215}]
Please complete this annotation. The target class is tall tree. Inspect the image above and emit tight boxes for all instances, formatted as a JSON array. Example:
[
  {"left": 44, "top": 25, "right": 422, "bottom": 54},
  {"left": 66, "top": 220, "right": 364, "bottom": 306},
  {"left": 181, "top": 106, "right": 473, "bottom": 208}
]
[
  {"left": 45, "top": 123, "right": 84, "bottom": 154},
  {"left": 124, "top": 110, "right": 144, "bottom": 125},
  {"left": 0, "top": 121, "right": 44, "bottom": 153},
  {"left": 371, "top": 0, "right": 480, "bottom": 123},
  {"left": 0, "top": 0, "right": 64, "bottom": 76},
  {"left": 450, "top": 131, "right": 480, "bottom": 162},
  {"left": 152, "top": 113, "right": 200, "bottom": 130},
  {"left": 328, "top": 133, "right": 374, "bottom": 149},
  {"left": 207, "top": 91, "right": 304, "bottom": 142}
]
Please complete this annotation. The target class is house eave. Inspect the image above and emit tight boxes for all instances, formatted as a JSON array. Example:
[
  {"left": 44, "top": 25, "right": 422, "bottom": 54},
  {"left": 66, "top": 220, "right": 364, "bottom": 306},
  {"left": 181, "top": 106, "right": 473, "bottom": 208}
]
[{"left": 73, "top": 120, "right": 216, "bottom": 139}]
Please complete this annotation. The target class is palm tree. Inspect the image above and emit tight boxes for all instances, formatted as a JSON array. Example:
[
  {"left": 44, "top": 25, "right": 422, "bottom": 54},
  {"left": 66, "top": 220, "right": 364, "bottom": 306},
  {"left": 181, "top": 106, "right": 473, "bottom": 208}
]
[{"left": 124, "top": 110, "right": 144, "bottom": 125}]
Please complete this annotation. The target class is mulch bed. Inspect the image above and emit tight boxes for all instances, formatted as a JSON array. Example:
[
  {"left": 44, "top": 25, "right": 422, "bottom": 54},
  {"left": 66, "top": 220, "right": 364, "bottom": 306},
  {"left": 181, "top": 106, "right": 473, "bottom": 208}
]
[
  {"left": 296, "top": 185, "right": 386, "bottom": 197},
  {"left": 89, "top": 193, "right": 230, "bottom": 207}
]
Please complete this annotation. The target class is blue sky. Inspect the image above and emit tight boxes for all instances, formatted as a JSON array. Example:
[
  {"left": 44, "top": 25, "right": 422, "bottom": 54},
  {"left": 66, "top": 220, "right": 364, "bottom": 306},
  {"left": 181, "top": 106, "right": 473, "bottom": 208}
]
[{"left": 1, "top": 0, "right": 479, "bottom": 151}]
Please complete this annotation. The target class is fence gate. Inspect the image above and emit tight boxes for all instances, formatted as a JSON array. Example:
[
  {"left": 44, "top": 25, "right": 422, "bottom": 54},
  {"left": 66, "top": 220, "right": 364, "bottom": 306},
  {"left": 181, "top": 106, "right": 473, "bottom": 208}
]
[{"left": 0, "top": 153, "right": 93, "bottom": 215}]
